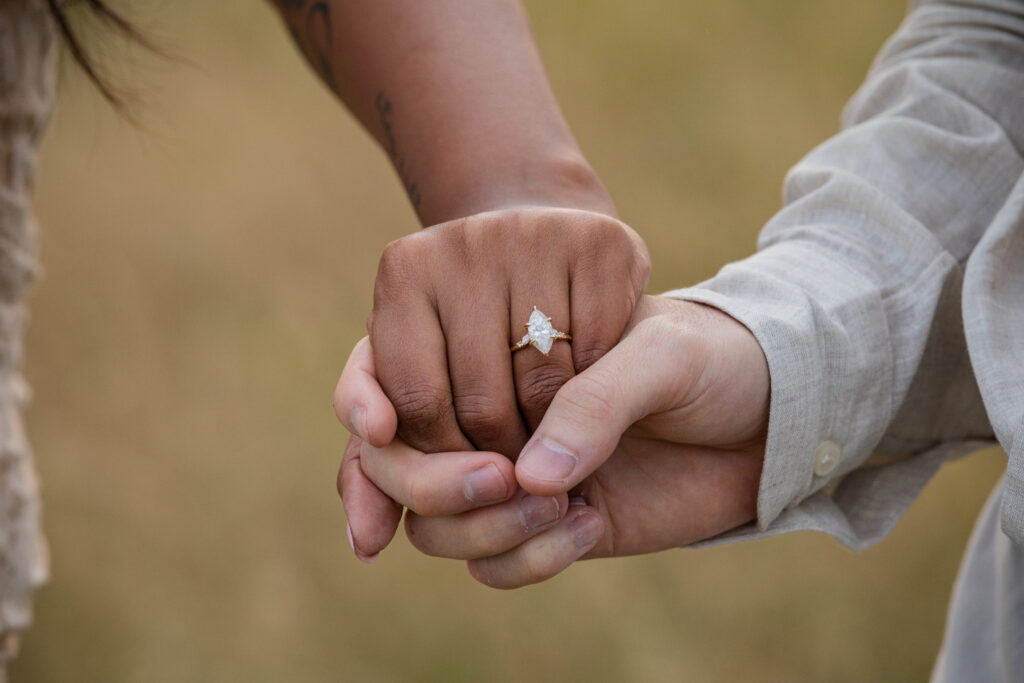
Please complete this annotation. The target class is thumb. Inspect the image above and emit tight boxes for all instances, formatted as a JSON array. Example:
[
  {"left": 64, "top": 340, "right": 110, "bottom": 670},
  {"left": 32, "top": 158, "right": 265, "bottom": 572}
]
[{"left": 514, "top": 326, "right": 671, "bottom": 496}]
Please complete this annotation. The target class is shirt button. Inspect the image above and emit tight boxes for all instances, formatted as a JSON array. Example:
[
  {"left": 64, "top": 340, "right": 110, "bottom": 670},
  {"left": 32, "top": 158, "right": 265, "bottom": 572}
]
[{"left": 813, "top": 440, "right": 841, "bottom": 477}]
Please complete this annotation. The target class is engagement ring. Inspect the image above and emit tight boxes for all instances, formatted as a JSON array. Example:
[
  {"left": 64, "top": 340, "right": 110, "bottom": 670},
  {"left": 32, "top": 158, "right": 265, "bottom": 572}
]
[{"left": 510, "top": 307, "right": 571, "bottom": 356}]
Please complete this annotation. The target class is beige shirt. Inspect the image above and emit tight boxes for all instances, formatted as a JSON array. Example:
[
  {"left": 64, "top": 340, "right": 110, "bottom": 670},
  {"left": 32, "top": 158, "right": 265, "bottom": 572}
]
[
  {"left": 0, "top": 0, "right": 54, "bottom": 663},
  {"left": 670, "top": 0, "right": 1023, "bottom": 553},
  {"left": 667, "top": 0, "right": 1024, "bottom": 678}
]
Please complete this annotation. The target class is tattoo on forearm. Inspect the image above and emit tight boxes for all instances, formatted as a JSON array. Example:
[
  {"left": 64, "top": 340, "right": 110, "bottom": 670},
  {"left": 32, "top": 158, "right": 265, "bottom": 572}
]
[
  {"left": 273, "top": 3, "right": 423, "bottom": 210},
  {"left": 376, "top": 92, "right": 422, "bottom": 208},
  {"left": 273, "top": 0, "right": 336, "bottom": 92}
]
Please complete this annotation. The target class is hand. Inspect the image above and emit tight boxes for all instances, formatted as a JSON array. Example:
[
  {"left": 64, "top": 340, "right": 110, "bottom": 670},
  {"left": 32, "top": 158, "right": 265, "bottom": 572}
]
[
  {"left": 368, "top": 206, "right": 649, "bottom": 460},
  {"left": 335, "top": 295, "right": 770, "bottom": 586}
]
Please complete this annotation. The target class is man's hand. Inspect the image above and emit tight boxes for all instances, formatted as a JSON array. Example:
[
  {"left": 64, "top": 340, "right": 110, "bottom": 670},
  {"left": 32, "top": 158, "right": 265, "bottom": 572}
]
[
  {"left": 369, "top": 206, "right": 649, "bottom": 461},
  {"left": 335, "top": 295, "right": 770, "bottom": 586}
]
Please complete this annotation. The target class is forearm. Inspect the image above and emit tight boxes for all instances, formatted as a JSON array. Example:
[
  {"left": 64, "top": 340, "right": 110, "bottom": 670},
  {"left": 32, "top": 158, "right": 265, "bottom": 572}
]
[
  {"left": 270, "top": 0, "right": 615, "bottom": 225},
  {"left": 669, "top": 0, "right": 1024, "bottom": 542}
]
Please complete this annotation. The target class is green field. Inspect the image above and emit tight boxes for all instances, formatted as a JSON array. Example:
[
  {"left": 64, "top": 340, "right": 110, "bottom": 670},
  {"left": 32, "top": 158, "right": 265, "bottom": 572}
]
[{"left": 13, "top": 1, "right": 1005, "bottom": 680}]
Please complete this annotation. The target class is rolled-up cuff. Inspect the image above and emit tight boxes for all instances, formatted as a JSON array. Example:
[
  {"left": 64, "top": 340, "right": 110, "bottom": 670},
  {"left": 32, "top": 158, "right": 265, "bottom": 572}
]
[{"left": 664, "top": 240, "right": 895, "bottom": 531}]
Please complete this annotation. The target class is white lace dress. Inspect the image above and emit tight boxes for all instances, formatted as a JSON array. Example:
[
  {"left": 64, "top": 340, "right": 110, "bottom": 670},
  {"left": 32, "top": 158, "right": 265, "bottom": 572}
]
[{"left": 0, "top": 0, "right": 54, "bottom": 670}]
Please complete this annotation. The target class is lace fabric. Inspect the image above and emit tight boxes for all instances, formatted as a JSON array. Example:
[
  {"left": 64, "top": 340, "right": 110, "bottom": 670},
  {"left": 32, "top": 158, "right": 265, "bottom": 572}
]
[{"left": 0, "top": 0, "right": 56, "bottom": 668}]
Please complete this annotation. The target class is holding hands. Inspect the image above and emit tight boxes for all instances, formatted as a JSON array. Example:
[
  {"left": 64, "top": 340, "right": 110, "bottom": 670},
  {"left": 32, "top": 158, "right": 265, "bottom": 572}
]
[
  {"left": 275, "top": 0, "right": 770, "bottom": 589},
  {"left": 336, "top": 273, "right": 770, "bottom": 586},
  {"left": 367, "top": 206, "right": 649, "bottom": 460}
]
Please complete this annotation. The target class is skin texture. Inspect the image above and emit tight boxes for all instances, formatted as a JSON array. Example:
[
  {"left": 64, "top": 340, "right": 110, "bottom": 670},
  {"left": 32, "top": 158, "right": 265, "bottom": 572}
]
[
  {"left": 370, "top": 207, "right": 649, "bottom": 460},
  {"left": 335, "top": 296, "right": 771, "bottom": 588},
  {"left": 269, "top": 0, "right": 617, "bottom": 224},
  {"left": 270, "top": 0, "right": 650, "bottom": 456},
  {"left": 274, "top": 0, "right": 760, "bottom": 589}
]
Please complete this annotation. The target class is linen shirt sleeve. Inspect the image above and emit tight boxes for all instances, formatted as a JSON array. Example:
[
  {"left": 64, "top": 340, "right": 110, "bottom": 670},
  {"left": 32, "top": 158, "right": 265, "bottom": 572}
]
[{"left": 665, "top": 0, "right": 1024, "bottom": 550}]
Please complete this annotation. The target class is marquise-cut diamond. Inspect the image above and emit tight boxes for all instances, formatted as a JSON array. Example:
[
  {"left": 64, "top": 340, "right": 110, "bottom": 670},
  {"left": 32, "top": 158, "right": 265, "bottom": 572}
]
[{"left": 527, "top": 308, "right": 556, "bottom": 355}]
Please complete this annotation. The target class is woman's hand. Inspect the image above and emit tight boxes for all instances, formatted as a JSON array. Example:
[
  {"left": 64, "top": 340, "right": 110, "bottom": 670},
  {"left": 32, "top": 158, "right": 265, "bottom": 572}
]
[
  {"left": 335, "top": 295, "right": 770, "bottom": 585},
  {"left": 368, "top": 206, "right": 650, "bottom": 461}
]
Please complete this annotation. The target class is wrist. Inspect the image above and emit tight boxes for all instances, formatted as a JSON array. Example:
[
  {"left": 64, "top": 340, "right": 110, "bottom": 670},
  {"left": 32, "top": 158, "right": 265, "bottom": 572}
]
[{"left": 417, "top": 149, "right": 617, "bottom": 226}]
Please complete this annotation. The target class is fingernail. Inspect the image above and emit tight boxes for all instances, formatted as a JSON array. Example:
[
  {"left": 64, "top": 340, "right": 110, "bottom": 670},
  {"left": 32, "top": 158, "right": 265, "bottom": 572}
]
[
  {"left": 464, "top": 464, "right": 509, "bottom": 504},
  {"left": 569, "top": 496, "right": 587, "bottom": 507},
  {"left": 347, "top": 522, "right": 379, "bottom": 564},
  {"left": 357, "top": 551, "right": 380, "bottom": 564},
  {"left": 569, "top": 512, "right": 602, "bottom": 549},
  {"left": 351, "top": 405, "right": 368, "bottom": 439},
  {"left": 518, "top": 495, "right": 561, "bottom": 531},
  {"left": 518, "top": 437, "right": 578, "bottom": 484}
]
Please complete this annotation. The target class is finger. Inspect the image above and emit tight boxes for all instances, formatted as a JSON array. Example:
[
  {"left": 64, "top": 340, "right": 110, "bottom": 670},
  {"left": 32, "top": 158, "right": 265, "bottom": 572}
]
[
  {"left": 359, "top": 437, "right": 516, "bottom": 516},
  {"left": 465, "top": 502, "right": 604, "bottom": 589},
  {"left": 338, "top": 434, "right": 403, "bottom": 562},
  {"left": 568, "top": 223, "right": 647, "bottom": 372},
  {"left": 371, "top": 278, "right": 473, "bottom": 453},
  {"left": 333, "top": 336, "right": 398, "bottom": 448},
  {"left": 510, "top": 286, "right": 575, "bottom": 432},
  {"left": 404, "top": 490, "right": 568, "bottom": 559},
  {"left": 515, "top": 328, "right": 669, "bottom": 496},
  {"left": 439, "top": 279, "right": 529, "bottom": 460}
]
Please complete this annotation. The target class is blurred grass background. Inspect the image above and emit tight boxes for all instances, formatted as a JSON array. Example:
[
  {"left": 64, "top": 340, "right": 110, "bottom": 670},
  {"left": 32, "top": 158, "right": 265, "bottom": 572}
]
[{"left": 11, "top": 0, "right": 1006, "bottom": 680}]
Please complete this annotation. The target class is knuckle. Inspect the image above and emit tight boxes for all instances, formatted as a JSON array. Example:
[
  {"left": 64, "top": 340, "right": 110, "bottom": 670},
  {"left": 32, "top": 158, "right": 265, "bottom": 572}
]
[
  {"left": 518, "top": 546, "right": 558, "bottom": 587},
  {"left": 406, "top": 515, "right": 480, "bottom": 559},
  {"left": 377, "top": 236, "right": 414, "bottom": 276},
  {"left": 374, "top": 234, "right": 435, "bottom": 300},
  {"left": 431, "top": 214, "right": 471, "bottom": 236},
  {"left": 632, "top": 243, "right": 652, "bottom": 287},
  {"left": 635, "top": 310, "right": 691, "bottom": 353},
  {"left": 432, "top": 217, "right": 474, "bottom": 260},
  {"left": 373, "top": 250, "right": 414, "bottom": 306},
  {"left": 572, "top": 214, "right": 626, "bottom": 249},
  {"left": 454, "top": 392, "right": 517, "bottom": 448},
  {"left": 390, "top": 383, "right": 454, "bottom": 440},
  {"left": 461, "top": 213, "right": 522, "bottom": 258},
  {"left": 457, "top": 212, "right": 491, "bottom": 238},
  {"left": 391, "top": 383, "right": 450, "bottom": 422},
  {"left": 517, "top": 364, "right": 573, "bottom": 413},
  {"left": 572, "top": 340, "right": 613, "bottom": 373},
  {"left": 405, "top": 472, "right": 438, "bottom": 517},
  {"left": 571, "top": 217, "right": 650, "bottom": 284}
]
